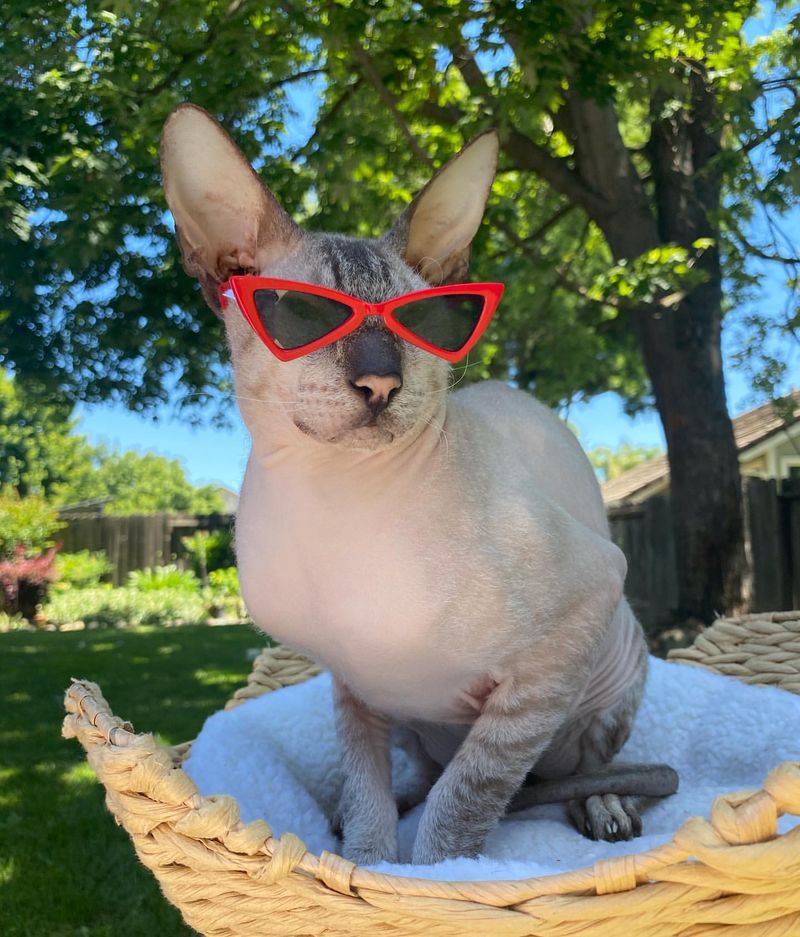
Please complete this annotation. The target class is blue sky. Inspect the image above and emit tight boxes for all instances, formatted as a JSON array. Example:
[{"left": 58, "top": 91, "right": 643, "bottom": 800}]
[{"left": 75, "top": 17, "right": 798, "bottom": 492}]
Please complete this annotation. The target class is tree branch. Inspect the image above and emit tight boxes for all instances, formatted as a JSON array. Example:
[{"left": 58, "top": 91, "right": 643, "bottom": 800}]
[
  {"left": 504, "top": 129, "right": 608, "bottom": 216},
  {"left": 417, "top": 100, "right": 464, "bottom": 124},
  {"left": 524, "top": 203, "right": 577, "bottom": 243},
  {"left": 289, "top": 76, "right": 364, "bottom": 160},
  {"left": 263, "top": 67, "right": 326, "bottom": 95},
  {"left": 727, "top": 192, "right": 800, "bottom": 273},
  {"left": 492, "top": 216, "right": 613, "bottom": 310},
  {"left": 139, "top": 0, "right": 247, "bottom": 99},
  {"left": 450, "top": 43, "right": 493, "bottom": 99},
  {"left": 445, "top": 43, "right": 608, "bottom": 216},
  {"left": 729, "top": 228, "right": 800, "bottom": 266},
  {"left": 556, "top": 273, "right": 685, "bottom": 312},
  {"left": 493, "top": 216, "right": 683, "bottom": 312},
  {"left": 758, "top": 76, "right": 800, "bottom": 90},
  {"left": 350, "top": 45, "right": 432, "bottom": 166},
  {"left": 739, "top": 103, "right": 800, "bottom": 155}
]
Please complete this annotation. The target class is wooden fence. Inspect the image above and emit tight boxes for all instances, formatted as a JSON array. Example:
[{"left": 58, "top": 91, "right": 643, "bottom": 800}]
[
  {"left": 607, "top": 493, "right": 678, "bottom": 630},
  {"left": 609, "top": 477, "right": 800, "bottom": 628},
  {"left": 60, "top": 478, "right": 800, "bottom": 622},
  {"left": 58, "top": 512, "right": 235, "bottom": 586},
  {"left": 745, "top": 477, "right": 800, "bottom": 612}
]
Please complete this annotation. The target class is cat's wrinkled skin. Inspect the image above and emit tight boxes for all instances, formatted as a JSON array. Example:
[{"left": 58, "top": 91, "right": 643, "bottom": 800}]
[{"left": 160, "top": 104, "right": 677, "bottom": 866}]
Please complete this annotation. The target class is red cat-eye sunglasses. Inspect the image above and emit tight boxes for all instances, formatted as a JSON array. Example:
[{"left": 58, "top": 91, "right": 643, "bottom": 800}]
[{"left": 218, "top": 277, "right": 504, "bottom": 363}]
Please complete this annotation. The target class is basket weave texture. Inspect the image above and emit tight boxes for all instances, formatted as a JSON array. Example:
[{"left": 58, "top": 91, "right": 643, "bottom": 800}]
[{"left": 63, "top": 614, "right": 800, "bottom": 937}]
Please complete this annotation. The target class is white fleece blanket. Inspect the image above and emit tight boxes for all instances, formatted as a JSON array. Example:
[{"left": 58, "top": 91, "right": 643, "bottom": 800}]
[{"left": 184, "top": 657, "right": 800, "bottom": 880}]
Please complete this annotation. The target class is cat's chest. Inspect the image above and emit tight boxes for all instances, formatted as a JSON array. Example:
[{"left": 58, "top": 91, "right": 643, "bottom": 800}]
[
  {"left": 242, "top": 505, "right": 435, "bottom": 636},
  {"left": 235, "top": 464, "right": 473, "bottom": 714}
]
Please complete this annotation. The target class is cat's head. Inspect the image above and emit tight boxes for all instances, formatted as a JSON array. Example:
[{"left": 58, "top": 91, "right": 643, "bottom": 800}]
[{"left": 160, "top": 104, "right": 497, "bottom": 451}]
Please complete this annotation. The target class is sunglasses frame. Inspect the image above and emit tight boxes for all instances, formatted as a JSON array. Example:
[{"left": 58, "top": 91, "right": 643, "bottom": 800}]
[{"left": 219, "top": 276, "right": 504, "bottom": 362}]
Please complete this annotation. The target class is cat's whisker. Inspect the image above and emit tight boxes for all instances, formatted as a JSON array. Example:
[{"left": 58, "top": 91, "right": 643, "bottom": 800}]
[
  {"left": 173, "top": 391, "right": 227, "bottom": 406},
  {"left": 233, "top": 393, "right": 349, "bottom": 412},
  {"left": 446, "top": 356, "right": 486, "bottom": 390},
  {"left": 419, "top": 410, "right": 450, "bottom": 458}
]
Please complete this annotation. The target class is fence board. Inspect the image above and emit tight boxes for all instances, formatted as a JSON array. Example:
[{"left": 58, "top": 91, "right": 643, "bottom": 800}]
[
  {"left": 608, "top": 478, "right": 799, "bottom": 629},
  {"left": 745, "top": 477, "right": 793, "bottom": 612},
  {"left": 783, "top": 478, "right": 800, "bottom": 611},
  {"left": 608, "top": 493, "right": 678, "bottom": 629},
  {"left": 57, "top": 513, "right": 233, "bottom": 585}
]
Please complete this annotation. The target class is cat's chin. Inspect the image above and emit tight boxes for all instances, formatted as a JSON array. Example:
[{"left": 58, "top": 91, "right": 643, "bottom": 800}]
[
  {"left": 291, "top": 416, "right": 399, "bottom": 451},
  {"left": 327, "top": 423, "right": 397, "bottom": 450}
]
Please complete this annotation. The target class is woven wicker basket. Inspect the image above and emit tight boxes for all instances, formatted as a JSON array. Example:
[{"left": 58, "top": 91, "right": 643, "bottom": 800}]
[{"left": 63, "top": 612, "right": 800, "bottom": 937}]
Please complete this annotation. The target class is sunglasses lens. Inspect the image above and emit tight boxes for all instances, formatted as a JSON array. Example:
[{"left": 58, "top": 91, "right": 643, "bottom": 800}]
[
  {"left": 392, "top": 294, "right": 485, "bottom": 352},
  {"left": 253, "top": 289, "right": 353, "bottom": 349}
]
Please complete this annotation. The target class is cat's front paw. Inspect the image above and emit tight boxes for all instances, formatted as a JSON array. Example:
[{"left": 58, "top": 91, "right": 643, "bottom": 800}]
[
  {"left": 411, "top": 824, "right": 481, "bottom": 865},
  {"left": 338, "top": 794, "right": 399, "bottom": 865},
  {"left": 410, "top": 837, "right": 447, "bottom": 866},
  {"left": 341, "top": 834, "right": 398, "bottom": 866}
]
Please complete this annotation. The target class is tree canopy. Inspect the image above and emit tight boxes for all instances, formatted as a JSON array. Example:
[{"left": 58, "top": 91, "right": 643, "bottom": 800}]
[
  {"left": 55, "top": 448, "right": 226, "bottom": 515},
  {"left": 3, "top": 1, "right": 796, "bottom": 411},
  {"left": 588, "top": 441, "right": 663, "bottom": 482}
]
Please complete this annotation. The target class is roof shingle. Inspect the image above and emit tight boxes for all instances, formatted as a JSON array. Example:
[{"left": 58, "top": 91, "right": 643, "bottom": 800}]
[{"left": 601, "top": 389, "right": 800, "bottom": 505}]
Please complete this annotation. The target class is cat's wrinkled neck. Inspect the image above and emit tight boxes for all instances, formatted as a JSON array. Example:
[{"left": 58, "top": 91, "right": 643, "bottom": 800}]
[{"left": 248, "top": 401, "right": 449, "bottom": 483}]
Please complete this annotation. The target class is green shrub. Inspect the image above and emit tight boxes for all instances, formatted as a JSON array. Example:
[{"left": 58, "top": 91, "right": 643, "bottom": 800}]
[
  {"left": 204, "top": 528, "right": 235, "bottom": 572},
  {"left": 127, "top": 564, "right": 199, "bottom": 592},
  {"left": 0, "top": 610, "right": 27, "bottom": 632},
  {"left": 205, "top": 565, "right": 247, "bottom": 619},
  {"left": 43, "top": 586, "right": 207, "bottom": 627},
  {"left": 208, "top": 566, "right": 239, "bottom": 597},
  {"left": 182, "top": 530, "right": 210, "bottom": 585},
  {"left": 0, "top": 487, "right": 63, "bottom": 618},
  {"left": 0, "top": 546, "right": 59, "bottom": 619},
  {"left": 53, "top": 550, "right": 113, "bottom": 590},
  {"left": 182, "top": 528, "right": 235, "bottom": 582},
  {"left": 0, "top": 490, "right": 64, "bottom": 557}
]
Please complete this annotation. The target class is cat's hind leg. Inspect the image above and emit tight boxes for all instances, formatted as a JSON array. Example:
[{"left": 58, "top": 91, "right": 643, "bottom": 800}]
[{"left": 512, "top": 640, "right": 678, "bottom": 842}]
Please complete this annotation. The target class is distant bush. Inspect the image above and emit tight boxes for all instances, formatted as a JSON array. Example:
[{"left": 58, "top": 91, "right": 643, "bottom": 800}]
[
  {"left": 43, "top": 586, "right": 207, "bottom": 628},
  {"left": 55, "top": 448, "right": 227, "bottom": 515},
  {"left": 127, "top": 565, "right": 199, "bottom": 592},
  {"left": 207, "top": 566, "right": 247, "bottom": 619},
  {"left": 205, "top": 528, "right": 235, "bottom": 571},
  {"left": 0, "top": 610, "right": 26, "bottom": 632},
  {"left": 54, "top": 550, "right": 113, "bottom": 590},
  {"left": 0, "top": 545, "right": 59, "bottom": 620},
  {"left": 0, "top": 492, "right": 66, "bottom": 619},
  {"left": 182, "top": 528, "right": 235, "bottom": 576},
  {"left": 182, "top": 531, "right": 211, "bottom": 585},
  {"left": 208, "top": 566, "right": 239, "bottom": 597},
  {"left": 0, "top": 491, "right": 64, "bottom": 557}
]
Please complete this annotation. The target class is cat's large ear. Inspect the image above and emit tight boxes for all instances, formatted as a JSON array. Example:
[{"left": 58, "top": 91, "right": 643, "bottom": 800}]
[
  {"left": 160, "top": 104, "right": 301, "bottom": 312},
  {"left": 384, "top": 130, "right": 498, "bottom": 284}
]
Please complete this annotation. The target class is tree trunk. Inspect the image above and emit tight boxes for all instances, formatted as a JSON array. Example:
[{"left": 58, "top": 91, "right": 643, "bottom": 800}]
[
  {"left": 452, "top": 45, "right": 745, "bottom": 622},
  {"left": 557, "top": 79, "right": 745, "bottom": 622},
  {"left": 641, "top": 75, "right": 745, "bottom": 620},
  {"left": 599, "top": 215, "right": 745, "bottom": 621},
  {"left": 636, "top": 277, "right": 745, "bottom": 621}
]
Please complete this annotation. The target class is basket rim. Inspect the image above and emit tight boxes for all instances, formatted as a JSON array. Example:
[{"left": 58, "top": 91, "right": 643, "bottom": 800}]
[{"left": 62, "top": 619, "right": 800, "bottom": 904}]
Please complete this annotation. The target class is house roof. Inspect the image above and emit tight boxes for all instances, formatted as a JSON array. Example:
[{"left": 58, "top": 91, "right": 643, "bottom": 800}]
[
  {"left": 58, "top": 497, "right": 113, "bottom": 516},
  {"left": 602, "top": 389, "right": 800, "bottom": 505},
  {"left": 601, "top": 452, "right": 670, "bottom": 505},
  {"left": 215, "top": 485, "right": 239, "bottom": 513}
]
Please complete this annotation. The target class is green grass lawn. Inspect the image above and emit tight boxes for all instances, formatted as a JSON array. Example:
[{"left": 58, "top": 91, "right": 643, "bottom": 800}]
[{"left": 0, "top": 623, "right": 268, "bottom": 936}]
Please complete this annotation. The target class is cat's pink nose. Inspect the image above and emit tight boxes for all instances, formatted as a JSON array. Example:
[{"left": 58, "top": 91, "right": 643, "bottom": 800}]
[{"left": 351, "top": 373, "right": 402, "bottom": 414}]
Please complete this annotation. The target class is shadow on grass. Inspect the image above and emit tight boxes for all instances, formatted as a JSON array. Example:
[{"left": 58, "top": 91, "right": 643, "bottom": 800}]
[{"left": 0, "top": 623, "right": 269, "bottom": 937}]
